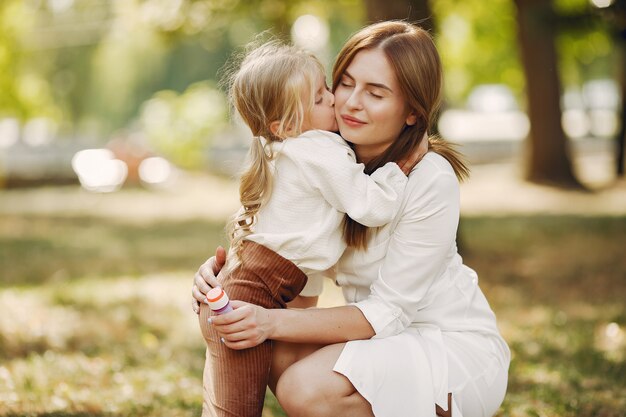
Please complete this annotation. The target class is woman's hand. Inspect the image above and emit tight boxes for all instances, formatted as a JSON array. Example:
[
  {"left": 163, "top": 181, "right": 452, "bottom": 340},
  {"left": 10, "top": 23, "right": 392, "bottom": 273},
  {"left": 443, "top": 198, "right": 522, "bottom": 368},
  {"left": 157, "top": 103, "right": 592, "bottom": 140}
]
[
  {"left": 397, "top": 132, "right": 429, "bottom": 175},
  {"left": 191, "top": 246, "right": 227, "bottom": 314},
  {"left": 210, "top": 300, "right": 273, "bottom": 350}
]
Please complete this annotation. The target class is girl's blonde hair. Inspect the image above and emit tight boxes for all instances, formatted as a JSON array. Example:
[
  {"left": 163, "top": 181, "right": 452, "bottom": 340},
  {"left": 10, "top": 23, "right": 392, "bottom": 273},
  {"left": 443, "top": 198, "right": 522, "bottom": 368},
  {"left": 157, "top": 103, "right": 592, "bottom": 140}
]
[
  {"left": 225, "top": 40, "right": 324, "bottom": 271},
  {"left": 332, "top": 21, "right": 470, "bottom": 250}
]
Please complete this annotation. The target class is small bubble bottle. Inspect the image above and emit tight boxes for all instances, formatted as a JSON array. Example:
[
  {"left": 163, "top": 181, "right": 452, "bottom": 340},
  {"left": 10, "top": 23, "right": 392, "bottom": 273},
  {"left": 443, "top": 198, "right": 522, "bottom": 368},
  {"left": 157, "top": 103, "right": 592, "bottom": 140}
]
[{"left": 206, "top": 287, "right": 234, "bottom": 315}]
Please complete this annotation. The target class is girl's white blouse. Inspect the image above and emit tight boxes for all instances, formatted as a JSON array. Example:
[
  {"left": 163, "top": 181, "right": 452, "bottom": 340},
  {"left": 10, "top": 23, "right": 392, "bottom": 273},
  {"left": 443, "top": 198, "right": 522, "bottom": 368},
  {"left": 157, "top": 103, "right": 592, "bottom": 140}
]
[
  {"left": 335, "top": 152, "right": 510, "bottom": 416},
  {"left": 246, "top": 130, "right": 407, "bottom": 296}
]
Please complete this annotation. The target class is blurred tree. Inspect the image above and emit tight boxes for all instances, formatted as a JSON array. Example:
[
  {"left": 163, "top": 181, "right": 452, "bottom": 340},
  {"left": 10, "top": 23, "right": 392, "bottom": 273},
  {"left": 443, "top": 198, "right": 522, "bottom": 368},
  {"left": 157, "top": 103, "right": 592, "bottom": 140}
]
[
  {"left": 613, "top": 0, "right": 626, "bottom": 176},
  {"left": 0, "top": 0, "right": 58, "bottom": 121},
  {"left": 596, "top": 0, "right": 626, "bottom": 177},
  {"left": 432, "top": 0, "right": 523, "bottom": 105},
  {"left": 5, "top": 0, "right": 616, "bottom": 177},
  {"left": 139, "top": 81, "right": 227, "bottom": 169},
  {"left": 363, "top": 0, "right": 435, "bottom": 32},
  {"left": 514, "top": 0, "right": 581, "bottom": 187}
]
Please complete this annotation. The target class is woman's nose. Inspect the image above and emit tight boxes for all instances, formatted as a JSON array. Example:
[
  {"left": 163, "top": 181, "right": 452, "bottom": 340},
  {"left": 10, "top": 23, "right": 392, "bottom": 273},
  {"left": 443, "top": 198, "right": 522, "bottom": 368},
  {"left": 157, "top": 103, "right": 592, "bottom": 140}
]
[{"left": 345, "top": 90, "right": 362, "bottom": 110}]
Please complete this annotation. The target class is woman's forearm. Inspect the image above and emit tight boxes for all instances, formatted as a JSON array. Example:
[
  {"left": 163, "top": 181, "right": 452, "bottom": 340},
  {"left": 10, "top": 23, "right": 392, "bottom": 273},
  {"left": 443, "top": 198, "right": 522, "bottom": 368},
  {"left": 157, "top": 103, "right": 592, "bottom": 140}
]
[
  {"left": 267, "top": 305, "right": 375, "bottom": 344},
  {"left": 286, "top": 295, "right": 318, "bottom": 309}
]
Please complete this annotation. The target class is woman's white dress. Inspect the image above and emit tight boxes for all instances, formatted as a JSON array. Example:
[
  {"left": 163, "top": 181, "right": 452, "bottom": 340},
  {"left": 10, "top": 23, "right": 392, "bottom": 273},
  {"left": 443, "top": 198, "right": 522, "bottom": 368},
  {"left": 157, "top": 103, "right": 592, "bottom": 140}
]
[{"left": 331, "top": 153, "right": 511, "bottom": 417}]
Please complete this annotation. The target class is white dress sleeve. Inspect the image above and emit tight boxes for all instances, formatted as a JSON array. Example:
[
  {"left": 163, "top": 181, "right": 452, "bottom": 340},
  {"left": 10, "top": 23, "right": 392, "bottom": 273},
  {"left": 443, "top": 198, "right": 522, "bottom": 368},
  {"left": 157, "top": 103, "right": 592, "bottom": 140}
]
[
  {"left": 352, "top": 158, "right": 461, "bottom": 338},
  {"left": 293, "top": 130, "right": 407, "bottom": 227}
]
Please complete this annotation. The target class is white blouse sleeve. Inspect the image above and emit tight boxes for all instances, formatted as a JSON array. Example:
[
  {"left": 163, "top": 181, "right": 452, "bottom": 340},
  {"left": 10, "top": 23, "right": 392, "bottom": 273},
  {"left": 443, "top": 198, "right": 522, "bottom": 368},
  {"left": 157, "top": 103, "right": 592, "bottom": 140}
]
[
  {"left": 294, "top": 131, "right": 407, "bottom": 227},
  {"left": 352, "top": 160, "right": 460, "bottom": 338}
]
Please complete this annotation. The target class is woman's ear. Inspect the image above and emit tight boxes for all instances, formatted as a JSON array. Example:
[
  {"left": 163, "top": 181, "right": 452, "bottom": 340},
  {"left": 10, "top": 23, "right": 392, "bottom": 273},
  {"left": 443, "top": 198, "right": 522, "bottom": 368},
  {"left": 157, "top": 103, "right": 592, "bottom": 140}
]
[
  {"left": 269, "top": 121, "right": 281, "bottom": 136},
  {"left": 405, "top": 111, "right": 418, "bottom": 126}
]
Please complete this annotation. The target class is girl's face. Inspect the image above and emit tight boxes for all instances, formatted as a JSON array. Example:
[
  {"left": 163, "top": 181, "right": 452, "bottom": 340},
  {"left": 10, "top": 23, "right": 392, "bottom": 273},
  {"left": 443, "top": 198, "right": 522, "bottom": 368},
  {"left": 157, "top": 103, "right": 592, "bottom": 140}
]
[
  {"left": 302, "top": 71, "right": 338, "bottom": 133},
  {"left": 334, "top": 48, "right": 416, "bottom": 162}
]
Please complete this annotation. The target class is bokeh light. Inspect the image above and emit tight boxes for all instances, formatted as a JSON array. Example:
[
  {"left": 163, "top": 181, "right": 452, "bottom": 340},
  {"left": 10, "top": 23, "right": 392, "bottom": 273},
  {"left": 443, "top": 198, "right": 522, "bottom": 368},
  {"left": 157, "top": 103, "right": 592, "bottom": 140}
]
[
  {"left": 71, "top": 149, "right": 128, "bottom": 193},
  {"left": 138, "top": 156, "right": 173, "bottom": 186},
  {"left": 0, "top": 119, "right": 20, "bottom": 148},
  {"left": 291, "top": 14, "right": 329, "bottom": 51},
  {"left": 590, "top": 0, "right": 614, "bottom": 8}
]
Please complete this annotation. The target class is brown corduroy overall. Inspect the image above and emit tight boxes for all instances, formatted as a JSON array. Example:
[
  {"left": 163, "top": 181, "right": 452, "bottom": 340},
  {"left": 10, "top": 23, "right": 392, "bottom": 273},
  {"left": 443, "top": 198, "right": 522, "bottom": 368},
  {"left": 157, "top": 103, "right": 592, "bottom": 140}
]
[{"left": 198, "top": 241, "right": 308, "bottom": 417}]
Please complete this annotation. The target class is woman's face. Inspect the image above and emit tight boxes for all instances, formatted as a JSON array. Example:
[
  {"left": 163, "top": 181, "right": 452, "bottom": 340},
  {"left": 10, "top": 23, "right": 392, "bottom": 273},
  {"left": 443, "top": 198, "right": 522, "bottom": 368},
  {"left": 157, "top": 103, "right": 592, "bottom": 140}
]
[{"left": 334, "top": 48, "right": 416, "bottom": 162}]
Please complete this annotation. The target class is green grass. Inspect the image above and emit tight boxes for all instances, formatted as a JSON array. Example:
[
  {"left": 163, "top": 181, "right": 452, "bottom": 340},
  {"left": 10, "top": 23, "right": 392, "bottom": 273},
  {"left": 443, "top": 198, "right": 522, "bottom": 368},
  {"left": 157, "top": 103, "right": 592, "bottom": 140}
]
[{"left": 0, "top": 214, "right": 624, "bottom": 416}]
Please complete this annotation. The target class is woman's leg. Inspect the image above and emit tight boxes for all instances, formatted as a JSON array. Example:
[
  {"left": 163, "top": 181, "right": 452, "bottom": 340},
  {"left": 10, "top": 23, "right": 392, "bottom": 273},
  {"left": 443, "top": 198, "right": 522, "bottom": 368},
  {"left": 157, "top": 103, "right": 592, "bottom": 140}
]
[
  {"left": 268, "top": 341, "right": 324, "bottom": 394},
  {"left": 276, "top": 343, "right": 374, "bottom": 417}
]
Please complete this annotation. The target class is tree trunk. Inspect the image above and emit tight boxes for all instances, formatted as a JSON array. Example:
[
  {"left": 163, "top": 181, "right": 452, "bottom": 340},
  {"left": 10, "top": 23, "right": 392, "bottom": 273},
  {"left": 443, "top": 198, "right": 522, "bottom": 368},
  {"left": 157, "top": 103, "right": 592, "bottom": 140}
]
[
  {"left": 616, "top": 39, "right": 626, "bottom": 177},
  {"left": 363, "top": 0, "right": 435, "bottom": 33},
  {"left": 514, "top": 0, "right": 582, "bottom": 188}
]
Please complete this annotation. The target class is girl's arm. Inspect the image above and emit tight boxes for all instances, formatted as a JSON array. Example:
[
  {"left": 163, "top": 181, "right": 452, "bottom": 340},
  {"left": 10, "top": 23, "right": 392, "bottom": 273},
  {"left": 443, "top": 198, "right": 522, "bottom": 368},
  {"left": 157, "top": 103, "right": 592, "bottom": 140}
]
[
  {"left": 294, "top": 131, "right": 427, "bottom": 228},
  {"left": 294, "top": 131, "right": 407, "bottom": 227}
]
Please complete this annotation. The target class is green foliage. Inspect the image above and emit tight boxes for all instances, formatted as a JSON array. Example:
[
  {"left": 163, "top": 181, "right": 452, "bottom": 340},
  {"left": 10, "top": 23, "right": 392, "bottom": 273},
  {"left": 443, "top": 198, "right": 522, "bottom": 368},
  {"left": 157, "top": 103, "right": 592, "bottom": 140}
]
[
  {"left": 0, "top": 1, "right": 59, "bottom": 120},
  {"left": 554, "top": 0, "right": 616, "bottom": 86},
  {"left": 432, "top": 0, "right": 616, "bottom": 106},
  {"left": 432, "top": 0, "right": 523, "bottom": 105},
  {"left": 139, "top": 82, "right": 228, "bottom": 169}
]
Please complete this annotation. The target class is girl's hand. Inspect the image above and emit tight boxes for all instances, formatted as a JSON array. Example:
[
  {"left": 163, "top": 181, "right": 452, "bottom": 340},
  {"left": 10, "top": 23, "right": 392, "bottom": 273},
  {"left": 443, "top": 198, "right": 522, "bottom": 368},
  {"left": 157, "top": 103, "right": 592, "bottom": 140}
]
[
  {"left": 397, "top": 132, "right": 429, "bottom": 175},
  {"left": 191, "top": 246, "right": 227, "bottom": 314},
  {"left": 210, "top": 300, "right": 273, "bottom": 350}
]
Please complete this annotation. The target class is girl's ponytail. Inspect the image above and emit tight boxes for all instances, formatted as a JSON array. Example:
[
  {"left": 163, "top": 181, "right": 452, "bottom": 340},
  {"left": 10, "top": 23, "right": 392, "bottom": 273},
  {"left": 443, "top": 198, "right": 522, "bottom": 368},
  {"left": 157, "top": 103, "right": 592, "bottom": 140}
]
[
  {"left": 226, "top": 136, "right": 274, "bottom": 273},
  {"left": 223, "top": 40, "right": 323, "bottom": 270}
]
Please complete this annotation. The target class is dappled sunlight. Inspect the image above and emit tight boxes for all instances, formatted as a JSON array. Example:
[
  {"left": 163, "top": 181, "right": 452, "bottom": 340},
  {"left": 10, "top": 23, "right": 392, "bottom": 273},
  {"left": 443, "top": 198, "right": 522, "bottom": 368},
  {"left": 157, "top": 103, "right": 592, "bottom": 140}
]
[
  {"left": 594, "top": 322, "right": 626, "bottom": 362},
  {"left": 0, "top": 274, "right": 206, "bottom": 416},
  {"left": 0, "top": 289, "right": 83, "bottom": 355}
]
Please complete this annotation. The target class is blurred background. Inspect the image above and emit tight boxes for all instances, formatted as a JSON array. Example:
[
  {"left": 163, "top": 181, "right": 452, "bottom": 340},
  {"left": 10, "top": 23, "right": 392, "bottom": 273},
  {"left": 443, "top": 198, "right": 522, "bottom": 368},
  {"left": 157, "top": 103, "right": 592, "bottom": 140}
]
[{"left": 0, "top": 0, "right": 624, "bottom": 416}]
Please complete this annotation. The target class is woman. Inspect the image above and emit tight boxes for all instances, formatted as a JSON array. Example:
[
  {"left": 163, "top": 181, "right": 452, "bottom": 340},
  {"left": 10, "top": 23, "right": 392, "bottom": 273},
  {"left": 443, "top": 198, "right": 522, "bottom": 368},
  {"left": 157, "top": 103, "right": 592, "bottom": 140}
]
[{"left": 192, "top": 21, "right": 510, "bottom": 417}]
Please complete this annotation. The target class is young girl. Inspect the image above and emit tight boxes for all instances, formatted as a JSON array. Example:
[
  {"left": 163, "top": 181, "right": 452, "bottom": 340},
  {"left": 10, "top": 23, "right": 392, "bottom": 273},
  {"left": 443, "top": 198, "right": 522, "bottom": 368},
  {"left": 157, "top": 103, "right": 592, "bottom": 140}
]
[{"left": 198, "top": 41, "right": 424, "bottom": 417}]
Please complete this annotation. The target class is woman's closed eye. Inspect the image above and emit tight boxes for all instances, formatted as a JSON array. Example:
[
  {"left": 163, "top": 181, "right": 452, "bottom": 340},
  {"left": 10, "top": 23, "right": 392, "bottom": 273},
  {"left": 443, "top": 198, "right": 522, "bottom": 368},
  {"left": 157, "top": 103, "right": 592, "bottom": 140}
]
[{"left": 339, "top": 77, "right": 354, "bottom": 88}]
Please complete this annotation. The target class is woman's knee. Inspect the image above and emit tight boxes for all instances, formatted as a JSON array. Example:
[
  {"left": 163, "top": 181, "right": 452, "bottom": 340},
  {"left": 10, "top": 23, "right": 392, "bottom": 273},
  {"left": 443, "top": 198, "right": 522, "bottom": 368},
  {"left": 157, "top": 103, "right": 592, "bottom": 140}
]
[{"left": 276, "top": 363, "right": 332, "bottom": 417}]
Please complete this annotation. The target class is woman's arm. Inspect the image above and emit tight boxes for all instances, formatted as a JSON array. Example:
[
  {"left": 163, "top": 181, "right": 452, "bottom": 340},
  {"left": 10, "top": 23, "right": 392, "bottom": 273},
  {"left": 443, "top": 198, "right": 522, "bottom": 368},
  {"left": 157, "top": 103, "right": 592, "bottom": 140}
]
[
  {"left": 192, "top": 249, "right": 320, "bottom": 313},
  {"left": 191, "top": 246, "right": 226, "bottom": 314},
  {"left": 352, "top": 158, "right": 460, "bottom": 338},
  {"left": 286, "top": 295, "right": 319, "bottom": 309},
  {"left": 210, "top": 301, "right": 375, "bottom": 350}
]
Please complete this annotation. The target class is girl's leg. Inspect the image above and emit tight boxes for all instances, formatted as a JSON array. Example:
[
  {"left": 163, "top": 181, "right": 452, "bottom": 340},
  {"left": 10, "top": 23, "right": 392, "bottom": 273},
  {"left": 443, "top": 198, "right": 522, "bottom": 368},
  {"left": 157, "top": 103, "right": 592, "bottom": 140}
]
[
  {"left": 200, "top": 301, "right": 272, "bottom": 417},
  {"left": 276, "top": 343, "right": 375, "bottom": 417},
  {"left": 199, "top": 242, "right": 308, "bottom": 417}
]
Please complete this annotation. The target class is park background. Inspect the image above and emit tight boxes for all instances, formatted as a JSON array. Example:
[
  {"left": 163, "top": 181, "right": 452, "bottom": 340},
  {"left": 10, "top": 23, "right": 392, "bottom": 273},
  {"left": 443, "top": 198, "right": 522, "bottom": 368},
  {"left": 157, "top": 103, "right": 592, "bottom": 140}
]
[{"left": 0, "top": 0, "right": 625, "bottom": 416}]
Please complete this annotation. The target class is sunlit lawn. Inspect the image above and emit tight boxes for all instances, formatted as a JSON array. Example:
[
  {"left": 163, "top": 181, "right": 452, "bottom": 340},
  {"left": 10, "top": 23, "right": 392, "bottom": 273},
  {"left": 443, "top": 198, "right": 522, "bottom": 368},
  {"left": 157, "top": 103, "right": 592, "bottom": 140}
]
[{"left": 0, "top": 213, "right": 624, "bottom": 417}]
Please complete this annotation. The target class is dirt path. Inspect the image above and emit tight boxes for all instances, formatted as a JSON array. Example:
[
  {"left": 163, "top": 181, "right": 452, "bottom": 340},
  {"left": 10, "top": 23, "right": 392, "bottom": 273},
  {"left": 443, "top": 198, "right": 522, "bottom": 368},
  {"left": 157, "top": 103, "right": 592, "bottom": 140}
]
[{"left": 460, "top": 153, "right": 626, "bottom": 216}]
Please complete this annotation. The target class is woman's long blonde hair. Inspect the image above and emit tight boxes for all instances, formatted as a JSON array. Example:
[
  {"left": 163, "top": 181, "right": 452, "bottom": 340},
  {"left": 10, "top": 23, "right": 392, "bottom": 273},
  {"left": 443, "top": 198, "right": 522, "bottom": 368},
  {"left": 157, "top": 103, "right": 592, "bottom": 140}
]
[
  {"left": 225, "top": 40, "right": 323, "bottom": 270},
  {"left": 333, "top": 21, "right": 470, "bottom": 250}
]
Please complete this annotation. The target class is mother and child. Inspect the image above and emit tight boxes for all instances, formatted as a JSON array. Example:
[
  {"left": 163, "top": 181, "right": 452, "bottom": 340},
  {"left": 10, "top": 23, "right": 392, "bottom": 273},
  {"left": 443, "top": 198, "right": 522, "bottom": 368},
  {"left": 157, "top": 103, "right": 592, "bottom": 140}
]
[{"left": 191, "top": 20, "right": 510, "bottom": 417}]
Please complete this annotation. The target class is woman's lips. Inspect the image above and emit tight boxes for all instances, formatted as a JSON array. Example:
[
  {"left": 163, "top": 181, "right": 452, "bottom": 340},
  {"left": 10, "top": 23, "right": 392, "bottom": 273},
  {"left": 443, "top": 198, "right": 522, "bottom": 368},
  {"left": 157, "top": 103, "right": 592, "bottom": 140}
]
[{"left": 340, "top": 115, "right": 366, "bottom": 128}]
